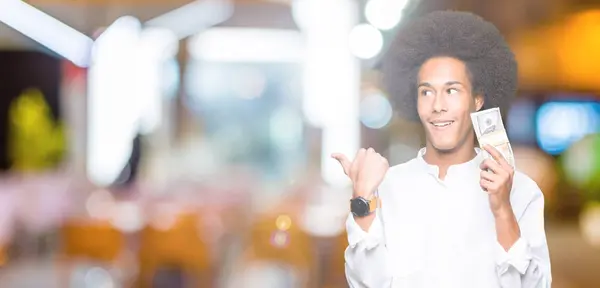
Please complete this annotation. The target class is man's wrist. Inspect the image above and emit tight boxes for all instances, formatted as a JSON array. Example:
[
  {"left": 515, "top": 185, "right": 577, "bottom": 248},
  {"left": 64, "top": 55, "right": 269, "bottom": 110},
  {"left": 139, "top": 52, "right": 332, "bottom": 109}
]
[
  {"left": 493, "top": 204, "right": 514, "bottom": 219},
  {"left": 494, "top": 204, "right": 521, "bottom": 250},
  {"left": 352, "top": 184, "right": 377, "bottom": 199}
]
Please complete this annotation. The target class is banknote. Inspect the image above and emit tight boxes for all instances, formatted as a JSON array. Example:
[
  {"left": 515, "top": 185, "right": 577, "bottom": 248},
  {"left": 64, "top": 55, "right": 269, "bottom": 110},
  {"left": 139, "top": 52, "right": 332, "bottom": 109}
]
[{"left": 470, "top": 107, "right": 515, "bottom": 168}]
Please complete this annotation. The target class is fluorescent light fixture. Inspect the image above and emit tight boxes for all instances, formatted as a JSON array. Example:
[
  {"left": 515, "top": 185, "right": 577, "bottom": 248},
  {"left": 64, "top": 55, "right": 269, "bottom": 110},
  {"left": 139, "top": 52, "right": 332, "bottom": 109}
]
[
  {"left": 136, "top": 27, "right": 179, "bottom": 135},
  {"left": 87, "top": 16, "right": 143, "bottom": 187},
  {"left": 0, "top": 0, "right": 93, "bottom": 67},
  {"left": 145, "top": 0, "right": 233, "bottom": 40},
  {"left": 87, "top": 17, "right": 180, "bottom": 187},
  {"left": 188, "top": 28, "right": 303, "bottom": 63}
]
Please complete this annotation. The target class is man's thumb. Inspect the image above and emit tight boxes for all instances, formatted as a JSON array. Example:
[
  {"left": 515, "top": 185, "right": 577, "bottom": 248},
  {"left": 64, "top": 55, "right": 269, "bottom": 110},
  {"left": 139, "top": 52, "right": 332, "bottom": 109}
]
[{"left": 331, "top": 153, "right": 351, "bottom": 175}]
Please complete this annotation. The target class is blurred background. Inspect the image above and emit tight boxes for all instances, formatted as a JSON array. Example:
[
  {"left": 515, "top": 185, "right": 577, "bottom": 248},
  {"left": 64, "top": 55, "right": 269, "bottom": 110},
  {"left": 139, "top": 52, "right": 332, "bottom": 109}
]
[{"left": 0, "top": 0, "right": 599, "bottom": 287}]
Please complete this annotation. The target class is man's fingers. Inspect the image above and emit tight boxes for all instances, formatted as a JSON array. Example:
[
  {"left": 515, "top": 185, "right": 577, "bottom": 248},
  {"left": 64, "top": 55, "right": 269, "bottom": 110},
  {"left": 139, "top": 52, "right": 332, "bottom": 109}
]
[
  {"left": 480, "top": 158, "right": 504, "bottom": 175},
  {"left": 349, "top": 149, "right": 365, "bottom": 179},
  {"left": 331, "top": 153, "right": 351, "bottom": 175},
  {"left": 332, "top": 148, "right": 383, "bottom": 178},
  {"left": 480, "top": 170, "right": 499, "bottom": 182},
  {"left": 355, "top": 148, "right": 367, "bottom": 162},
  {"left": 483, "top": 144, "right": 510, "bottom": 168},
  {"left": 480, "top": 179, "right": 491, "bottom": 192}
]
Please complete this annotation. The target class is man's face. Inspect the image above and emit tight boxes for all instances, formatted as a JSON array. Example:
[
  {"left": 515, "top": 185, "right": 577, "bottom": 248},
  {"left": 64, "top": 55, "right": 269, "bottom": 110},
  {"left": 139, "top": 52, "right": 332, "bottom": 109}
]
[{"left": 416, "top": 57, "right": 484, "bottom": 152}]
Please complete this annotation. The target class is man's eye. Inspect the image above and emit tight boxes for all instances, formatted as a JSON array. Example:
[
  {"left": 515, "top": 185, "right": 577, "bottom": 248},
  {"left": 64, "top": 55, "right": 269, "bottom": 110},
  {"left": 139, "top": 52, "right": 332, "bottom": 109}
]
[
  {"left": 447, "top": 88, "right": 458, "bottom": 94},
  {"left": 421, "top": 90, "right": 433, "bottom": 96}
]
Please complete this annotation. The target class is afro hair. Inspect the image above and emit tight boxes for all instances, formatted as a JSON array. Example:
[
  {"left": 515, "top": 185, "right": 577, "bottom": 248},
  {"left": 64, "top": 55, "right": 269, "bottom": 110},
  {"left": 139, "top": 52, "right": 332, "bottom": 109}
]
[{"left": 379, "top": 10, "right": 518, "bottom": 121}]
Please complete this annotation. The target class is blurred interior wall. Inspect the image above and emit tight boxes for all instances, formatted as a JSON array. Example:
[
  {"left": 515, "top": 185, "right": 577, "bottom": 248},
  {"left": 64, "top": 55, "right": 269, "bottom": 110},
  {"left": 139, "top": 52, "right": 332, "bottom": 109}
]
[{"left": 0, "top": 51, "right": 61, "bottom": 171}]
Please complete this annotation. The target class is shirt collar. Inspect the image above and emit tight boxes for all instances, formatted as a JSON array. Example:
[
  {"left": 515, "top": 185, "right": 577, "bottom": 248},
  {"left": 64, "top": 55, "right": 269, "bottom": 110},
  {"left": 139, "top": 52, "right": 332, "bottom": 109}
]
[{"left": 416, "top": 147, "right": 485, "bottom": 177}]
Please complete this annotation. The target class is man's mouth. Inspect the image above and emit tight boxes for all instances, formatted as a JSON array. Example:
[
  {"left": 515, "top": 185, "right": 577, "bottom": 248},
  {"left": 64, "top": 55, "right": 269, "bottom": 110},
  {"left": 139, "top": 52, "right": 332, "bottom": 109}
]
[{"left": 430, "top": 121, "right": 454, "bottom": 128}]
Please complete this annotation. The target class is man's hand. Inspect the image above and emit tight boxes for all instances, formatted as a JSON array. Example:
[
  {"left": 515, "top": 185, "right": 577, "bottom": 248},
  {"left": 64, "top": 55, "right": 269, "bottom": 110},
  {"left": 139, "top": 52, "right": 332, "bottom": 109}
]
[
  {"left": 480, "top": 144, "right": 515, "bottom": 217},
  {"left": 331, "top": 148, "right": 389, "bottom": 198}
]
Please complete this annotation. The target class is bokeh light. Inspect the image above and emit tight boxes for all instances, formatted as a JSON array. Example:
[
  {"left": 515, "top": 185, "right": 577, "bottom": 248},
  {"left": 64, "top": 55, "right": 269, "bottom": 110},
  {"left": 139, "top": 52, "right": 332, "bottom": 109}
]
[
  {"left": 270, "top": 230, "right": 290, "bottom": 248},
  {"left": 364, "top": 0, "right": 408, "bottom": 30},
  {"left": 536, "top": 101, "right": 600, "bottom": 155},
  {"left": 359, "top": 92, "right": 393, "bottom": 129},
  {"left": 85, "top": 189, "right": 116, "bottom": 220},
  {"left": 348, "top": 24, "right": 383, "bottom": 59},
  {"left": 109, "top": 202, "right": 144, "bottom": 233},
  {"left": 562, "top": 133, "right": 600, "bottom": 197},
  {"left": 275, "top": 214, "right": 292, "bottom": 231},
  {"left": 580, "top": 202, "right": 600, "bottom": 248},
  {"left": 512, "top": 146, "right": 558, "bottom": 206}
]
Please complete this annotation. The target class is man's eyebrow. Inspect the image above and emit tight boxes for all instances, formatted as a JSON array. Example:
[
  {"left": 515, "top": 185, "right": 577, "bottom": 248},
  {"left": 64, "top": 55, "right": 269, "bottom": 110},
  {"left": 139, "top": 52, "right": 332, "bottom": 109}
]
[
  {"left": 417, "top": 81, "right": 463, "bottom": 88},
  {"left": 445, "top": 81, "right": 463, "bottom": 86}
]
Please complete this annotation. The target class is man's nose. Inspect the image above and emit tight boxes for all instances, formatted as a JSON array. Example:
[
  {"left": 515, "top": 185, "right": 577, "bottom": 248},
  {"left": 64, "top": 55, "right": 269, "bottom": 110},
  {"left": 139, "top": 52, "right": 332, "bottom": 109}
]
[{"left": 432, "top": 94, "right": 447, "bottom": 113}]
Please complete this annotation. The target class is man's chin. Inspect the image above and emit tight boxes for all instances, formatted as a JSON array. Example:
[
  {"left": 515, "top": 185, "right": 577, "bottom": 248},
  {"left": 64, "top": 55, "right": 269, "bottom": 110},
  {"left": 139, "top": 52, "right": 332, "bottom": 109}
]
[{"left": 430, "top": 143, "right": 459, "bottom": 154}]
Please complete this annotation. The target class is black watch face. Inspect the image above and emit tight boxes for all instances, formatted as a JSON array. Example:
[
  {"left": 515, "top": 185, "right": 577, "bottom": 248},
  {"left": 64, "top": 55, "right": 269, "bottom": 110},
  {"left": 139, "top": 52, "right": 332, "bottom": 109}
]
[{"left": 351, "top": 198, "right": 369, "bottom": 216}]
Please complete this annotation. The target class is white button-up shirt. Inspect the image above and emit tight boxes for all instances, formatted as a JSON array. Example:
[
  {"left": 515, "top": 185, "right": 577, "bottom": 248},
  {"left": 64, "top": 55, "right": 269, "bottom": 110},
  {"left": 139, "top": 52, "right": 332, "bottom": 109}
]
[{"left": 345, "top": 148, "right": 552, "bottom": 288}]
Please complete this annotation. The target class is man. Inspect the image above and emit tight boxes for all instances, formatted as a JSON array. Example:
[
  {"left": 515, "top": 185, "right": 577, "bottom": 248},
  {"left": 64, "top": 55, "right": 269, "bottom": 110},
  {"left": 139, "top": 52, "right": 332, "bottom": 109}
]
[{"left": 332, "top": 11, "right": 551, "bottom": 288}]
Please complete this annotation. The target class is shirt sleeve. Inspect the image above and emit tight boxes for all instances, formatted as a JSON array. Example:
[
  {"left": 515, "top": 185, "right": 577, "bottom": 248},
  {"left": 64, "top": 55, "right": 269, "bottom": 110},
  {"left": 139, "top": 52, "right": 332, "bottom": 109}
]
[
  {"left": 495, "top": 187, "right": 552, "bottom": 288},
  {"left": 345, "top": 210, "right": 393, "bottom": 287}
]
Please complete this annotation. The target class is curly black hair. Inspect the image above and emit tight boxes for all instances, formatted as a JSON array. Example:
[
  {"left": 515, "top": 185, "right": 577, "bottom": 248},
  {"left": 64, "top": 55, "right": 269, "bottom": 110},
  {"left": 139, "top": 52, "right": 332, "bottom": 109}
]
[{"left": 379, "top": 10, "right": 518, "bottom": 121}]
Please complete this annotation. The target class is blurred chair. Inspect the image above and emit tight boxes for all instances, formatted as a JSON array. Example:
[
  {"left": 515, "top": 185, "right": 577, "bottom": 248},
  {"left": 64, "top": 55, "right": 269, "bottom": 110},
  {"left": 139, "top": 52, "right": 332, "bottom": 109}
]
[
  {"left": 61, "top": 220, "right": 124, "bottom": 262},
  {"left": 59, "top": 219, "right": 127, "bottom": 287},
  {"left": 136, "top": 212, "right": 214, "bottom": 288},
  {"left": 0, "top": 245, "right": 7, "bottom": 267},
  {"left": 232, "top": 213, "right": 316, "bottom": 288}
]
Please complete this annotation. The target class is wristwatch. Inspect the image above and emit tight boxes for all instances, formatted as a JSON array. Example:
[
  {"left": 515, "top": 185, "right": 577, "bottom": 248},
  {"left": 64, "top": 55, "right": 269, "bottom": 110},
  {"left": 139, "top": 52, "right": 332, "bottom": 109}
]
[{"left": 350, "top": 195, "right": 379, "bottom": 217}]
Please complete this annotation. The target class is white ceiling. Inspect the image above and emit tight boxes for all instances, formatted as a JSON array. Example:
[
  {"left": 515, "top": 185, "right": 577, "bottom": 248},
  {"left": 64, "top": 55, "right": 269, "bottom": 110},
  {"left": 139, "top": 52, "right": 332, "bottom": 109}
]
[
  {"left": 0, "top": 2, "right": 198, "bottom": 49},
  {"left": 0, "top": 1, "right": 296, "bottom": 50}
]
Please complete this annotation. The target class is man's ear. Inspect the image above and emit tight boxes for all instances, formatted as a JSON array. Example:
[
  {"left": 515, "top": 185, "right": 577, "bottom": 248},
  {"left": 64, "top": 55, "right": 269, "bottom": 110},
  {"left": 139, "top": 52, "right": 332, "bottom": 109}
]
[{"left": 474, "top": 95, "right": 484, "bottom": 111}]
